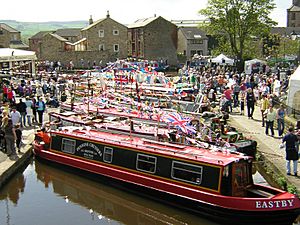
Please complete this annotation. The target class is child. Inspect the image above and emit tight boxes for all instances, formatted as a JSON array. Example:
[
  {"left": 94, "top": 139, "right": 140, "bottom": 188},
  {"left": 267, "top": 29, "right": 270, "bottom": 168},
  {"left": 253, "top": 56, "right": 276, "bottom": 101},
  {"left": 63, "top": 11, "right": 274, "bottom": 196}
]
[{"left": 15, "top": 123, "right": 22, "bottom": 153}]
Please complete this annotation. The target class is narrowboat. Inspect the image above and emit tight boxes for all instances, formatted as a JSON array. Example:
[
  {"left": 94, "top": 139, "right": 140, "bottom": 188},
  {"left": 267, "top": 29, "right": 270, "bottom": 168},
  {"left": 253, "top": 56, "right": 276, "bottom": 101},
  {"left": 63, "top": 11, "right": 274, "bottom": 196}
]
[
  {"left": 48, "top": 111, "right": 171, "bottom": 140},
  {"left": 33, "top": 126, "right": 300, "bottom": 225},
  {"left": 48, "top": 111, "right": 256, "bottom": 158}
]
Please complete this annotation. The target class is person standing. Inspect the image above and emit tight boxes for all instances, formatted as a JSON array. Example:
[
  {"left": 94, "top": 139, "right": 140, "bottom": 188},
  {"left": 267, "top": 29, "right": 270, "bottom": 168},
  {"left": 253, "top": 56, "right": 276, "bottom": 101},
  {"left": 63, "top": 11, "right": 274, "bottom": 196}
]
[
  {"left": 31, "top": 96, "right": 37, "bottom": 124},
  {"left": 25, "top": 96, "right": 33, "bottom": 126},
  {"left": 16, "top": 98, "right": 27, "bottom": 127},
  {"left": 282, "top": 126, "right": 299, "bottom": 176},
  {"left": 14, "top": 123, "right": 22, "bottom": 153},
  {"left": 239, "top": 91, "right": 245, "bottom": 115},
  {"left": 36, "top": 97, "right": 46, "bottom": 125},
  {"left": 264, "top": 105, "right": 276, "bottom": 137},
  {"left": 11, "top": 107, "right": 21, "bottom": 127},
  {"left": 277, "top": 104, "right": 286, "bottom": 137},
  {"left": 246, "top": 88, "right": 255, "bottom": 119},
  {"left": 223, "top": 87, "right": 233, "bottom": 113},
  {"left": 3, "top": 119, "right": 17, "bottom": 156},
  {"left": 232, "top": 83, "right": 240, "bottom": 108},
  {"left": 260, "top": 94, "right": 269, "bottom": 127}
]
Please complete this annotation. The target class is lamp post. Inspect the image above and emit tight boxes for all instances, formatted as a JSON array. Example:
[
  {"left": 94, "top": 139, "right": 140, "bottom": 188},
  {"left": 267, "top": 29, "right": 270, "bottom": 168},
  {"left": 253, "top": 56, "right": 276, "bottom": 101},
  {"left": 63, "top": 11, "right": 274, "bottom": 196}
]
[{"left": 291, "top": 30, "right": 300, "bottom": 65}]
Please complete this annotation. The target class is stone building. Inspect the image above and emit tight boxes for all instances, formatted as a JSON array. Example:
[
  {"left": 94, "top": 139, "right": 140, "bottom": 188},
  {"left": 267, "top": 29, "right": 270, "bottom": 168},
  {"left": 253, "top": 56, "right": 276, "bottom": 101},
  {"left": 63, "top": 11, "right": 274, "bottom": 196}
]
[
  {"left": 287, "top": 0, "right": 300, "bottom": 27},
  {"left": 177, "top": 27, "right": 208, "bottom": 60},
  {"left": 29, "top": 31, "right": 52, "bottom": 58},
  {"left": 30, "top": 12, "right": 128, "bottom": 68},
  {"left": 0, "top": 23, "right": 28, "bottom": 49},
  {"left": 55, "top": 28, "right": 81, "bottom": 43},
  {"left": 128, "top": 16, "right": 178, "bottom": 66}
]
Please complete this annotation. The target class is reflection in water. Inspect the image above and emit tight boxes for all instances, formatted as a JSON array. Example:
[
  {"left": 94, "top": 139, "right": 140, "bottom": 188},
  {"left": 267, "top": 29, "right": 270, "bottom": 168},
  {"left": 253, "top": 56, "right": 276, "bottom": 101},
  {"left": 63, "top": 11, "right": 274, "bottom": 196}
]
[
  {"left": 0, "top": 170, "right": 26, "bottom": 225},
  {"left": 34, "top": 160, "right": 217, "bottom": 225},
  {"left": 0, "top": 160, "right": 299, "bottom": 225},
  {"left": 0, "top": 172, "right": 26, "bottom": 205}
]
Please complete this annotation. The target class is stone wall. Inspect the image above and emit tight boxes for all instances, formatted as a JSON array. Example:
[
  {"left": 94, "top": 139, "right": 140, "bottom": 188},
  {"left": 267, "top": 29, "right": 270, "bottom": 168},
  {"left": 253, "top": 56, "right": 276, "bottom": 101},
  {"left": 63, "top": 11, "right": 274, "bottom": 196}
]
[
  {"left": 143, "top": 17, "right": 178, "bottom": 65},
  {"left": 0, "top": 30, "right": 21, "bottom": 48}
]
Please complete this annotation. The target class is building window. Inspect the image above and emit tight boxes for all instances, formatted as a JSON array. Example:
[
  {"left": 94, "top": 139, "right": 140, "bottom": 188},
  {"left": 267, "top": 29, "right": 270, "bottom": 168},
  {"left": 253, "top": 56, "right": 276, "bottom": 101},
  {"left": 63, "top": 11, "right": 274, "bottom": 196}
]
[
  {"left": 171, "top": 161, "right": 203, "bottom": 185},
  {"left": 292, "top": 13, "right": 296, "bottom": 20},
  {"left": 99, "top": 44, "right": 105, "bottom": 51},
  {"left": 99, "top": 30, "right": 104, "bottom": 38},
  {"left": 62, "top": 139, "right": 76, "bottom": 154},
  {"left": 113, "top": 30, "right": 119, "bottom": 35},
  {"left": 190, "top": 39, "right": 203, "bottom": 44},
  {"left": 197, "top": 50, "right": 203, "bottom": 55},
  {"left": 136, "top": 154, "right": 156, "bottom": 173},
  {"left": 103, "top": 147, "right": 113, "bottom": 163},
  {"left": 114, "top": 44, "right": 119, "bottom": 52},
  {"left": 190, "top": 50, "right": 197, "bottom": 56}
]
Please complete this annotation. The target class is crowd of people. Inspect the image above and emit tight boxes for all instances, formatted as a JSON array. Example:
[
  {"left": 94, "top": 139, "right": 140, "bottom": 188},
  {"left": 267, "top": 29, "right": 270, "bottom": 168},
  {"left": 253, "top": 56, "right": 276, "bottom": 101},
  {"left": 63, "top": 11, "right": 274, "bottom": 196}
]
[
  {"left": 183, "top": 64, "right": 299, "bottom": 176},
  {"left": 0, "top": 74, "right": 70, "bottom": 157},
  {"left": 0, "top": 64, "right": 299, "bottom": 173}
]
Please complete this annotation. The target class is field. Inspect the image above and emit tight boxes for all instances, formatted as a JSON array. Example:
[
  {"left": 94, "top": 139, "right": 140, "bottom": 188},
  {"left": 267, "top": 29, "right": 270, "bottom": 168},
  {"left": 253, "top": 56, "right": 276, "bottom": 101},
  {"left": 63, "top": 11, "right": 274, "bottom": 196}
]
[{"left": 0, "top": 20, "right": 88, "bottom": 44}]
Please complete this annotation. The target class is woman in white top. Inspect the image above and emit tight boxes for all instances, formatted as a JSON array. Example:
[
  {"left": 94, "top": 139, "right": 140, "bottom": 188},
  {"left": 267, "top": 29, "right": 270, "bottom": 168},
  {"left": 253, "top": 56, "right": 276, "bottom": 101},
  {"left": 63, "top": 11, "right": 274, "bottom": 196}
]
[{"left": 264, "top": 105, "right": 276, "bottom": 136}]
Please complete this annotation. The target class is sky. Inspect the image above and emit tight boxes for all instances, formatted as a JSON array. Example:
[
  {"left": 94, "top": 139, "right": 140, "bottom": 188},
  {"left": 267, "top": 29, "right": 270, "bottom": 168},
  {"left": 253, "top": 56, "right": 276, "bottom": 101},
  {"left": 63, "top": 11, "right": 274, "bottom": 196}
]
[{"left": 0, "top": 0, "right": 292, "bottom": 27}]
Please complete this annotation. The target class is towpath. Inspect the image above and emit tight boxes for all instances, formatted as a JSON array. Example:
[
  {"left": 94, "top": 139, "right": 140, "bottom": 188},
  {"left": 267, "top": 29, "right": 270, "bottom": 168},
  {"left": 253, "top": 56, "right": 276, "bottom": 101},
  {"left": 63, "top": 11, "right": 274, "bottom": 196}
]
[{"left": 229, "top": 106, "right": 300, "bottom": 193}]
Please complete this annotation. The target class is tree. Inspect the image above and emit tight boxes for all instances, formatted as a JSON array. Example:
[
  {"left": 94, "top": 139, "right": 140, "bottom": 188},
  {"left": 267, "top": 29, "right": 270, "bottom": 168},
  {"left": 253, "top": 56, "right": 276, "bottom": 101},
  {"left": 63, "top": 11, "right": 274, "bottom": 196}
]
[{"left": 199, "top": 0, "right": 277, "bottom": 71}]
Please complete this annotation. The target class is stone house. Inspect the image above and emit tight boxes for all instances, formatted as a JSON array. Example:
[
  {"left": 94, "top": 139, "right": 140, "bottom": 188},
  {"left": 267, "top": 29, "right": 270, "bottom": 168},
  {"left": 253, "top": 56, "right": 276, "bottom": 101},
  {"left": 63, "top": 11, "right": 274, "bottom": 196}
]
[
  {"left": 29, "top": 31, "right": 52, "bottom": 58},
  {"left": 177, "top": 27, "right": 208, "bottom": 60},
  {"left": 287, "top": 0, "right": 300, "bottom": 27},
  {"left": 55, "top": 28, "right": 82, "bottom": 43},
  {"left": 30, "top": 12, "right": 128, "bottom": 68},
  {"left": 128, "top": 16, "right": 178, "bottom": 66},
  {"left": 0, "top": 23, "right": 28, "bottom": 49}
]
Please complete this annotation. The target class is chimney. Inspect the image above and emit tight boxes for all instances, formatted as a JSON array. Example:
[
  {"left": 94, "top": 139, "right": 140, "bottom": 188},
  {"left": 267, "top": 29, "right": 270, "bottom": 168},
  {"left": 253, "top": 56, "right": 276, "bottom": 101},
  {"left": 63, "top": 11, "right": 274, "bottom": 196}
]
[
  {"left": 154, "top": 14, "right": 156, "bottom": 17},
  {"left": 89, "top": 15, "right": 93, "bottom": 25},
  {"left": 107, "top": 10, "right": 110, "bottom": 18}
]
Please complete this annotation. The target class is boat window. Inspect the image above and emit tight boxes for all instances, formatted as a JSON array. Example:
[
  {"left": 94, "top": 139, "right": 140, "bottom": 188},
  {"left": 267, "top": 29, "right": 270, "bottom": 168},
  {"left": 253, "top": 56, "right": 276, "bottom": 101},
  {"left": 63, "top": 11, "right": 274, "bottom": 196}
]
[
  {"left": 62, "top": 138, "right": 76, "bottom": 154},
  {"left": 103, "top": 147, "right": 113, "bottom": 163},
  {"left": 171, "top": 161, "right": 203, "bottom": 185},
  {"left": 136, "top": 154, "right": 156, "bottom": 174}
]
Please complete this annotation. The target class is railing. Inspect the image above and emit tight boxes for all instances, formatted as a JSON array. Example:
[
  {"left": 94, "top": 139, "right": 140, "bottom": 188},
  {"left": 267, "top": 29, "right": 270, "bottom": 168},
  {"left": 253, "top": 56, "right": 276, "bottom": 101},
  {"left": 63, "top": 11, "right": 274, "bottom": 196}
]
[{"left": 272, "top": 98, "right": 300, "bottom": 119}]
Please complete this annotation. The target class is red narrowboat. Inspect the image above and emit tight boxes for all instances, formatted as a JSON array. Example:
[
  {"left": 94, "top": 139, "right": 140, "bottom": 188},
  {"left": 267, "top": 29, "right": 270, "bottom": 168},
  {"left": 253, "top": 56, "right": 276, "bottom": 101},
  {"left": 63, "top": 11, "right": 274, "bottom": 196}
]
[{"left": 33, "top": 127, "right": 300, "bottom": 225}]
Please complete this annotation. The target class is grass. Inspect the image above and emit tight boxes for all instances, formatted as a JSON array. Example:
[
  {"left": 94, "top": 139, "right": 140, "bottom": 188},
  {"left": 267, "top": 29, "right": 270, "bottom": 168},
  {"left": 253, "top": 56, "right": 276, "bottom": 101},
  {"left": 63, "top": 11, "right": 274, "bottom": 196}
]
[{"left": 0, "top": 20, "right": 88, "bottom": 44}]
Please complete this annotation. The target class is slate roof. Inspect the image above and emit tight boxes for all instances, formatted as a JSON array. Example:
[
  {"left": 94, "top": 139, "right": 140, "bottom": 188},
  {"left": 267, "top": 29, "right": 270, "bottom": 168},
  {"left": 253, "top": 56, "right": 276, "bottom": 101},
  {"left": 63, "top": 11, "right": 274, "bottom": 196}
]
[
  {"left": 29, "top": 31, "right": 53, "bottom": 40},
  {"left": 9, "top": 40, "right": 29, "bottom": 49},
  {"left": 127, "top": 16, "right": 159, "bottom": 28},
  {"left": 288, "top": 5, "right": 300, "bottom": 11},
  {"left": 81, "top": 18, "right": 106, "bottom": 31},
  {"left": 0, "top": 23, "right": 19, "bottom": 33},
  {"left": 179, "top": 27, "right": 208, "bottom": 40},
  {"left": 49, "top": 33, "right": 68, "bottom": 42},
  {"left": 271, "top": 27, "right": 300, "bottom": 36},
  {"left": 55, "top": 28, "right": 81, "bottom": 37}
]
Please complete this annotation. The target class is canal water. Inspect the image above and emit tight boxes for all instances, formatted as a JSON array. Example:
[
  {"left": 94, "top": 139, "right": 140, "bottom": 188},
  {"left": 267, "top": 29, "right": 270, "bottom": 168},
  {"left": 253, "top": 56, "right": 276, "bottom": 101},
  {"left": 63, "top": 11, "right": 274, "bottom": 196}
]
[{"left": 0, "top": 159, "right": 299, "bottom": 225}]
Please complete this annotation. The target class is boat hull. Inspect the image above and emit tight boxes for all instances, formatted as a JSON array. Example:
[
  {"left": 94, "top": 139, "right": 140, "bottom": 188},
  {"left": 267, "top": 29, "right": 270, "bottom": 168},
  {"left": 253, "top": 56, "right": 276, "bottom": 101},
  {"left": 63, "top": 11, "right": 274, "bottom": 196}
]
[{"left": 33, "top": 144, "right": 300, "bottom": 225}]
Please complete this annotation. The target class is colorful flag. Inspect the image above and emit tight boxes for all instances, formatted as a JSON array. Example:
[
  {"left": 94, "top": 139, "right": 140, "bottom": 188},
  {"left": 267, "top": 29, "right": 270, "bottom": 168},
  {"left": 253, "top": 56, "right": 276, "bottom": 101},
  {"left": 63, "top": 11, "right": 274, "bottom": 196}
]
[{"left": 163, "top": 112, "right": 190, "bottom": 133}]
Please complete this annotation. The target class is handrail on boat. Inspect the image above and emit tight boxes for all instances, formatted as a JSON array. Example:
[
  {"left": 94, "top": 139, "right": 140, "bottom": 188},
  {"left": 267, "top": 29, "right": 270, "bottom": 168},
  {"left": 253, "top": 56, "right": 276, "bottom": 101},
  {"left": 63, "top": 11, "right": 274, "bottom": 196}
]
[{"left": 141, "top": 138, "right": 186, "bottom": 149}]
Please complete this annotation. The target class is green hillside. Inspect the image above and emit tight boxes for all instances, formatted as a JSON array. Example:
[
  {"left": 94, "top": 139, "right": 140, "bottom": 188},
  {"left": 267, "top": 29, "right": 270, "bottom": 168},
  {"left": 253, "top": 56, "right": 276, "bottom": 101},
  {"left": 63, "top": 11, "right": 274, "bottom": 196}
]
[{"left": 0, "top": 20, "right": 88, "bottom": 44}]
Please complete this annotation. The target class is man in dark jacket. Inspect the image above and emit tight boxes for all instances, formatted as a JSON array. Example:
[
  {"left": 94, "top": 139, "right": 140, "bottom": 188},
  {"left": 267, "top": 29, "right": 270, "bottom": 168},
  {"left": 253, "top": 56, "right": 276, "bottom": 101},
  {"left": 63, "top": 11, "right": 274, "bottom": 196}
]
[
  {"left": 282, "top": 126, "right": 299, "bottom": 176},
  {"left": 16, "top": 98, "right": 27, "bottom": 127},
  {"left": 246, "top": 88, "right": 255, "bottom": 119}
]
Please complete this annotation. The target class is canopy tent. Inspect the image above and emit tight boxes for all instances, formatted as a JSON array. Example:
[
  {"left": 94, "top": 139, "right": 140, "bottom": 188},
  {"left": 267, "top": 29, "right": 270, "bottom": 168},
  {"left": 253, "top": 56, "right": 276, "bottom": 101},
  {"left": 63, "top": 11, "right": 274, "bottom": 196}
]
[
  {"left": 211, "top": 54, "right": 234, "bottom": 66},
  {"left": 244, "top": 58, "right": 267, "bottom": 75},
  {"left": 287, "top": 65, "right": 300, "bottom": 114},
  {"left": 0, "top": 48, "right": 37, "bottom": 75}
]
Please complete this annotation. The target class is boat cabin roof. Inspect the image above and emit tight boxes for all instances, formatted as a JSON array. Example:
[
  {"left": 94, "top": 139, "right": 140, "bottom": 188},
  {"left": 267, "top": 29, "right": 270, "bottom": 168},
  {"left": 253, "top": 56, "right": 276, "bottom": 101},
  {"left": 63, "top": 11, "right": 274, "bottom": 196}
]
[{"left": 53, "top": 126, "right": 250, "bottom": 167}]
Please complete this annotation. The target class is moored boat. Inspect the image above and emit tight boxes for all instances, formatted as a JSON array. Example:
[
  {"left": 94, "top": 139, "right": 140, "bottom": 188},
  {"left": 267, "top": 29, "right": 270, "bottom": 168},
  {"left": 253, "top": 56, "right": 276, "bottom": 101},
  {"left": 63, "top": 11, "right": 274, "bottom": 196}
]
[{"left": 33, "top": 126, "right": 300, "bottom": 225}]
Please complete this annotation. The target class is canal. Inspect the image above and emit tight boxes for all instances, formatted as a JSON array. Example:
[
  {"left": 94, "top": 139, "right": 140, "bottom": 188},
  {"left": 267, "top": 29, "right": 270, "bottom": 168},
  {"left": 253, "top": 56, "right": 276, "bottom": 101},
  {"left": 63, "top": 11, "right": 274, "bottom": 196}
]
[{"left": 0, "top": 159, "right": 299, "bottom": 225}]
